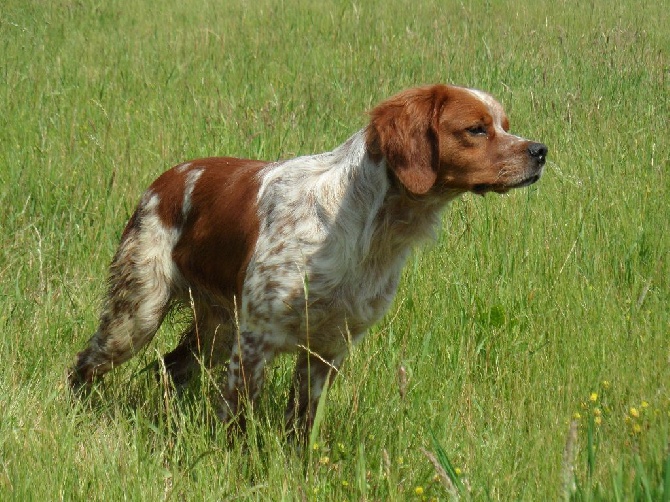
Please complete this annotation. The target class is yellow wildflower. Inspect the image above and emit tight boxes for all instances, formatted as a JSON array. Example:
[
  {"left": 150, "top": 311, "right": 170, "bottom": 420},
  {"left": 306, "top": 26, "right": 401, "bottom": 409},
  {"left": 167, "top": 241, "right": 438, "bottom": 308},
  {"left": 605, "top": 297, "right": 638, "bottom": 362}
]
[
  {"left": 414, "top": 486, "right": 424, "bottom": 495},
  {"left": 589, "top": 392, "right": 598, "bottom": 402},
  {"left": 630, "top": 407, "right": 640, "bottom": 418}
]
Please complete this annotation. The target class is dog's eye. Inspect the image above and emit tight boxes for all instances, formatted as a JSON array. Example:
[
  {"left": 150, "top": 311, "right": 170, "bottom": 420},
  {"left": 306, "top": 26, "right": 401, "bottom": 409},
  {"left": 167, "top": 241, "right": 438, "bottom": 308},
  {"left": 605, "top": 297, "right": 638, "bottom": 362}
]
[{"left": 467, "top": 125, "right": 488, "bottom": 137}]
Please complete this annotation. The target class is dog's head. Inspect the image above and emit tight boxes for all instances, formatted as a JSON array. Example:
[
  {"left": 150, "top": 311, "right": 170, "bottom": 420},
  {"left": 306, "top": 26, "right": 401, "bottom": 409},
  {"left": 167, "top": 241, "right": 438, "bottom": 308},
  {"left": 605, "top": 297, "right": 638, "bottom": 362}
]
[{"left": 366, "top": 84, "right": 547, "bottom": 195}]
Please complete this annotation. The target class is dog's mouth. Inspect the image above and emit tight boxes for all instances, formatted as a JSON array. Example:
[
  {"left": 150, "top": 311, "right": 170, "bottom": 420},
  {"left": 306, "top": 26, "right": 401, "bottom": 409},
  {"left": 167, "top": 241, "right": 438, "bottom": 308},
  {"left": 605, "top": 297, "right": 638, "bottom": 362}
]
[
  {"left": 472, "top": 173, "right": 542, "bottom": 196},
  {"left": 507, "top": 173, "right": 542, "bottom": 190}
]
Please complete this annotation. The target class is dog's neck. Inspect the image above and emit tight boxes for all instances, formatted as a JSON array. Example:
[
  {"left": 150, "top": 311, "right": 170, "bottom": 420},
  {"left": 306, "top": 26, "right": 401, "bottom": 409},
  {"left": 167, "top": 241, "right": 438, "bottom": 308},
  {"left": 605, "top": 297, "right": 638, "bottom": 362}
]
[{"left": 330, "top": 130, "right": 461, "bottom": 248}]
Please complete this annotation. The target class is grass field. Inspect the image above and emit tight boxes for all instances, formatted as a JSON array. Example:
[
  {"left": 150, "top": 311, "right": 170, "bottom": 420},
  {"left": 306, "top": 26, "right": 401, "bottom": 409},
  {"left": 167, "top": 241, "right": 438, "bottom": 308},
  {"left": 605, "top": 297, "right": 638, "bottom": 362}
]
[{"left": 1, "top": 0, "right": 668, "bottom": 499}]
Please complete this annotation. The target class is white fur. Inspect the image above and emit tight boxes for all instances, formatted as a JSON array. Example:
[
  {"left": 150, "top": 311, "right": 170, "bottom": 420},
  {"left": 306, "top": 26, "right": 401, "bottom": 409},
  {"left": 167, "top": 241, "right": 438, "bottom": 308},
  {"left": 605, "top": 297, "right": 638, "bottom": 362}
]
[{"left": 182, "top": 168, "right": 204, "bottom": 218}]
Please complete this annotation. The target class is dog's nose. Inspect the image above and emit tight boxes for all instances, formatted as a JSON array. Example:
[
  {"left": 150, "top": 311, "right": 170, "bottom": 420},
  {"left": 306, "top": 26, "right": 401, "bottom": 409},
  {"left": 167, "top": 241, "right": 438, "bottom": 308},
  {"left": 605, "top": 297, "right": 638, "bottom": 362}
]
[{"left": 528, "top": 142, "right": 548, "bottom": 165}]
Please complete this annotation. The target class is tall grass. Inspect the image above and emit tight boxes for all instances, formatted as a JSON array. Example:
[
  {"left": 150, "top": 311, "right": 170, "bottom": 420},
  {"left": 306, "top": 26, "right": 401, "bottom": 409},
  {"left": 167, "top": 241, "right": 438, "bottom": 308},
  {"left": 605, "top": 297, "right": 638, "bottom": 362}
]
[{"left": 1, "top": 0, "right": 668, "bottom": 499}]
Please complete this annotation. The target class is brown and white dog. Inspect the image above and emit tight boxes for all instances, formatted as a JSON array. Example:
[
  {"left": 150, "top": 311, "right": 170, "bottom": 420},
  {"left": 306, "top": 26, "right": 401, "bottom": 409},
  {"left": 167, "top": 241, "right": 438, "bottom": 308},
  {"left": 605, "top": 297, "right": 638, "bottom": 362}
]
[{"left": 69, "top": 84, "right": 547, "bottom": 434}]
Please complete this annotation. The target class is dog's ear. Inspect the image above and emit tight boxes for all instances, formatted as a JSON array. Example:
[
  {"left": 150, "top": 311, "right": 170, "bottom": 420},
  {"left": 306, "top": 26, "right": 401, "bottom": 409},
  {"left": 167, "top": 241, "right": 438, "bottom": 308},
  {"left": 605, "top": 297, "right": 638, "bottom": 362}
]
[{"left": 366, "top": 86, "right": 447, "bottom": 195}]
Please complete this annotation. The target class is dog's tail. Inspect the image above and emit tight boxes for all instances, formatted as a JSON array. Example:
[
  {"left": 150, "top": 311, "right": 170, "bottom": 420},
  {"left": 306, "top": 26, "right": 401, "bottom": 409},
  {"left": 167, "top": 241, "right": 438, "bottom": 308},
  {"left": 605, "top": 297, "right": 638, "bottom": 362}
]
[{"left": 68, "top": 191, "right": 178, "bottom": 388}]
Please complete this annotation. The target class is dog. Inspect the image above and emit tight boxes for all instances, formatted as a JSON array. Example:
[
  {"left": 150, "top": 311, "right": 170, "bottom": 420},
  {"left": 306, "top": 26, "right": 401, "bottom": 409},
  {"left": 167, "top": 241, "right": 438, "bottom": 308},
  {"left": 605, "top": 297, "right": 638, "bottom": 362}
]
[{"left": 68, "top": 84, "right": 547, "bottom": 434}]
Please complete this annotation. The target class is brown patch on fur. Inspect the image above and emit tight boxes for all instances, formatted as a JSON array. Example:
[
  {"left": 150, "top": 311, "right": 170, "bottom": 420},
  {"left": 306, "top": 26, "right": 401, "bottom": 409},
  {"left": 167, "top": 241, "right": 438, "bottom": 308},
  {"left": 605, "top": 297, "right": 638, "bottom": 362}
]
[{"left": 165, "top": 158, "right": 269, "bottom": 299}]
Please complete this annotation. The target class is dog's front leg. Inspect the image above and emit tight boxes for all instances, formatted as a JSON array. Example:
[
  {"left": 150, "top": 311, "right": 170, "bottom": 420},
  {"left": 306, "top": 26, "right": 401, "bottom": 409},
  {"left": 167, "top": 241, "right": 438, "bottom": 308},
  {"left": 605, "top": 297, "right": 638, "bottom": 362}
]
[
  {"left": 285, "top": 350, "right": 342, "bottom": 440},
  {"left": 217, "top": 330, "right": 276, "bottom": 433}
]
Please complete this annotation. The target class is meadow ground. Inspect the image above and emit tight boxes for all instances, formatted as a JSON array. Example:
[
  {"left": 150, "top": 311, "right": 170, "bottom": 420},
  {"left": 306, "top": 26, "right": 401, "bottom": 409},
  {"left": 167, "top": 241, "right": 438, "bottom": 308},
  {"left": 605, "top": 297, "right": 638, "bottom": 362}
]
[{"left": 1, "top": 0, "right": 668, "bottom": 499}]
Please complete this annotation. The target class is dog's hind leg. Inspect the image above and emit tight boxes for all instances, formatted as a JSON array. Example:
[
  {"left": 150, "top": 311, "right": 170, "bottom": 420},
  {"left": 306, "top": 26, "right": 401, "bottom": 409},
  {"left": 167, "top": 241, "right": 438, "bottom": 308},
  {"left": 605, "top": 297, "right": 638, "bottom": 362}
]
[
  {"left": 162, "top": 305, "right": 235, "bottom": 389},
  {"left": 69, "top": 193, "right": 178, "bottom": 388}
]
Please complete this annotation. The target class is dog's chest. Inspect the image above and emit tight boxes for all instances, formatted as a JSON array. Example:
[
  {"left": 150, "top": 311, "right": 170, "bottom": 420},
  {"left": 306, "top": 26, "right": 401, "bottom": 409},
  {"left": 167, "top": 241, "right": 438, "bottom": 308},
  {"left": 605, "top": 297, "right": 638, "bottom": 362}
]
[
  {"left": 241, "top": 241, "right": 406, "bottom": 349},
  {"left": 239, "top": 153, "right": 409, "bottom": 350}
]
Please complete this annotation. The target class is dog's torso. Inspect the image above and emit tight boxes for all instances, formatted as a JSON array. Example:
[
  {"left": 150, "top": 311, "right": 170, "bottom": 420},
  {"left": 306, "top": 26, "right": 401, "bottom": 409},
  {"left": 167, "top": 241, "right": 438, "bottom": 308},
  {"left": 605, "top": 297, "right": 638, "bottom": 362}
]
[{"left": 163, "top": 131, "right": 452, "bottom": 358}]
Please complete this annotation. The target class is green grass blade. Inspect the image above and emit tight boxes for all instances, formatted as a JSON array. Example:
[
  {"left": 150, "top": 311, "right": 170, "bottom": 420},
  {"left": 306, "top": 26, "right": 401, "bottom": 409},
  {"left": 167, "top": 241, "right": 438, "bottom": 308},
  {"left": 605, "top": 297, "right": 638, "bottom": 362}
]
[
  {"left": 662, "top": 445, "right": 670, "bottom": 502},
  {"left": 428, "top": 428, "right": 468, "bottom": 497}
]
